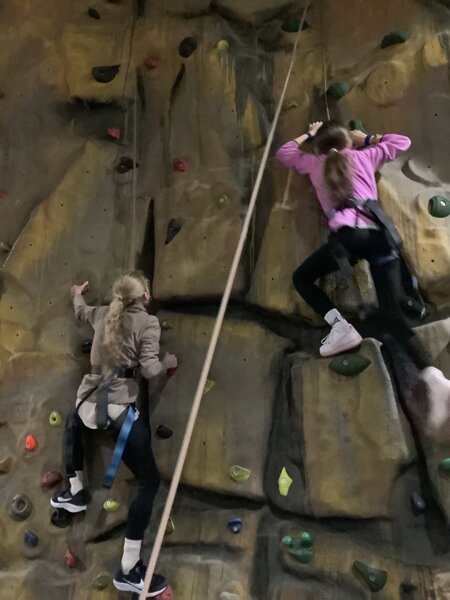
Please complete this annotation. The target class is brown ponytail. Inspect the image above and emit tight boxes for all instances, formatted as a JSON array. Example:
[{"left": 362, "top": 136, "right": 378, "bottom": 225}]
[{"left": 314, "top": 121, "right": 353, "bottom": 206}]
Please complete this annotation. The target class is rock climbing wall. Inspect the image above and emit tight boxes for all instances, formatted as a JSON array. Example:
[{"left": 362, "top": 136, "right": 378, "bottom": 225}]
[{"left": 1, "top": 0, "right": 450, "bottom": 598}]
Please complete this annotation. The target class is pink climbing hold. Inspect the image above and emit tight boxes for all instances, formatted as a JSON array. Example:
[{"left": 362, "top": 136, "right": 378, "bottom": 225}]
[
  {"left": 145, "top": 57, "right": 159, "bottom": 70},
  {"left": 41, "top": 471, "right": 63, "bottom": 488},
  {"left": 25, "top": 435, "right": 37, "bottom": 451},
  {"left": 64, "top": 548, "right": 77, "bottom": 568},
  {"left": 173, "top": 158, "right": 188, "bottom": 172},
  {"left": 107, "top": 127, "right": 122, "bottom": 140}
]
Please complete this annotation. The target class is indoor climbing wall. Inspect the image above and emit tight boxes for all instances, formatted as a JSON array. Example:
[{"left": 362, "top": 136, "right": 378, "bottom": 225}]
[{"left": 1, "top": 0, "right": 450, "bottom": 599}]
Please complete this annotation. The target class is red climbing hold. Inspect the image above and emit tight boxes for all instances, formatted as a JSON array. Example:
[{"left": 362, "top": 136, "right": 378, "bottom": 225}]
[
  {"left": 0, "top": 192, "right": 6, "bottom": 198},
  {"left": 64, "top": 548, "right": 77, "bottom": 568},
  {"left": 25, "top": 435, "right": 37, "bottom": 451},
  {"left": 145, "top": 57, "right": 159, "bottom": 70},
  {"left": 167, "top": 367, "right": 177, "bottom": 377},
  {"left": 107, "top": 127, "right": 122, "bottom": 140},
  {"left": 42, "top": 470, "right": 63, "bottom": 488},
  {"left": 156, "top": 587, "right": 173, "bottom": 600},
  {"left": 173, "top": 158, "right": 188, "bottom": 172}
]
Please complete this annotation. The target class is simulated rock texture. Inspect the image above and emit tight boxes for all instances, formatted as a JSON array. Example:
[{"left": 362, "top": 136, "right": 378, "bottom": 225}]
[{"left": 1, "top": 0, "right": 450, "bottom": 599}]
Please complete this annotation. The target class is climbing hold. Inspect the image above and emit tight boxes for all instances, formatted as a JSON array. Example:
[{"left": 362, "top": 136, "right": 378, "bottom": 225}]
[
  {"left": 217, "top": 40, "right": 229, "bottom": 51},
  {"left": 166, "top": 367, "right": 177, "bottom": 377},
  {"left": 88, "top": 8, "right": 100, "bottom": 19},
  {"left": 278, "top": 467, "right": 293, "bottom": 496},
  {"left": 94, "top": 572, "right": 112, "bottom": 590},
  {"left": 0, "top": 241, "right": 12, "bottom": 253},
  {"left": 218, "top": 195, "right": 230, "bottom": 208},
  {"left": 51, "top": 508, "right": 72, "bottom": 528},
  {"left": 64, "top": 548, "right": 77, "bottom": 568},
  {"left": 156, "top": 424, "right": 173, "bottom": 439},
  {"left": 161, "top": 320, "right": 172, "bottom": 331},
  {"left": 103, "top": 499, "right": 120, "bottom": 512},
  {"left": 165, "top": 218, "right": 183, "bottom": 245},
  {"left": 92, "top": 65, "right": 120, "bottom": 83},
  {"left": 173, "top": 158, "right": 188, "bottom": 172},
  {"left": 42, "top": 470, "right": 63, "bottom": 488},
  {"left": 227, "top": 518, "right": 243, "bottom": 534},
  {"left": 165, "top": 516, "right": 175, "bottom": 536},
  {"left": 24, "top": 530, "right": 39, "bottom": 548},
  {"left": 81, "top": 338, "right": 93, "bottom": 354},
  {"left": 116, "top": 156, "right": 138, "bottom": 173},
  {"left": 203, "top": 379, "right": 215, "bottom": 394},
  {"left": 0, "top": 456, "right": 13, "bottom": 474},
  {"left": 178, "top": 37, "right": 197, "bottom": 58},
  {"left": 353, "top": 561, "right": 387, "bottom": 592},
  {"left": 145, "top": 57, "right": 159, "bottom": 70},
  {"left": 0, "top": 191, "right": 7, "bottom": 198},
  {"left": 107, "top": 127, "right": 122, "bottom": 140},
  {"left": 25, "top": 435, "right": 37, "bottom": 451},
  {"left": 401, "top": 297, "right": 427, "bottom": 319},
  {"left": 281, "top": 19, "right": 309, "bottom": 33},
  {"left": 348, "top": 118, "right": 367, "bottom": 133},
  {"left": 428, "top": 196, "right": 450, "bottom": 218},
  {"left": 381, "top": 31, "right": 410, "bottom": 49},
  {"left": 229, "top": 465, "right": 252, "bottom": 483},
  {"left": 49, "top": 411, "right": 62, "bottom": 427},
  {"left": 326, "top": 82, "right": 350, "bottom": 101},
  {"left": 410, "top": 491, "right": 426, "bottom": 515},
  {"left": 220, "top": 594, "right": 240, "bottom": 600},
  {"left": 328, "top": 353, "right": 371, "bottom": 377},
  {"left": 283, "top": 99, "right": 299, "bottom": 111},
  {"left": 282, "top": 536, "right": 313, "bottom": 562},
  {"left": 439, "top": 458, "right": 450, "bottom": 474},
  {"left": 299, "top": 531, "right": 314, "bottom": 548},
  {"left": 10, "top": 494, "right": 32, "bottom": 520}
]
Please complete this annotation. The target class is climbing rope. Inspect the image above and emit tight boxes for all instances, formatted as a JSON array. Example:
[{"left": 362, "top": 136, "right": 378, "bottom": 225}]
[
  {"left": 129, "top": 74, "right": 138, "bottom": 270},
  {"left": 139, "top": 3, "right": 310, "bottom": 597}
]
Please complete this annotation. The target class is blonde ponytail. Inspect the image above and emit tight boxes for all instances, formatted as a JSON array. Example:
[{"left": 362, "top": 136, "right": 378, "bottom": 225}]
[{"left": 102, "top": 271, "right": 150, "bottom": 365}]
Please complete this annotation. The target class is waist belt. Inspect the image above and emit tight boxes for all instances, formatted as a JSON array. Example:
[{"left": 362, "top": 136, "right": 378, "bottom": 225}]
[
  {"left": 90, "top": 366, "right": 136, "bottom": 378},
  {"left": 90, "top": 366, "right": 136, "bottom": 429},
  {"left": 103, "top": 405, "right": 138, "bottom": 489}
]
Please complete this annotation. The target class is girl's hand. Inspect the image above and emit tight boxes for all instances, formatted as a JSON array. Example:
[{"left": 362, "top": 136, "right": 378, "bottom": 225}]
[
  {"left": 308, "top": 121, "right": 323, "bottom": 136},
  {"left": 349, "top": 130, "right": 367, "bottom": 148},
  {"left": 71, "top": 281, "right": 89, "bottom": 296}
]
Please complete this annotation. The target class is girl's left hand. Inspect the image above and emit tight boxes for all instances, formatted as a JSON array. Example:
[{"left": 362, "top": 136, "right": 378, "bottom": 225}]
[
  {"left": 308, "top": 121, "right": 323, "bottom": 136},
  {"left": 71, "top": 281, "right": 89, "bottom": 296}
]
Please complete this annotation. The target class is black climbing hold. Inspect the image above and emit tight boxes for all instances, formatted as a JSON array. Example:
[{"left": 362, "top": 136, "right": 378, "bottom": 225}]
[
  {"left": 92, "top": 65, "right": 120, "bottom": 84},
  {"left": 281, "top": 19, "right": 309, "bottom": 33},
  {"left": 51, "top": 508, "right": 73, "bottom": 528},
  {"left": 88, "top": 8, "right": 100, "bottom": 19},
  {"left": 116, "top": 156, "right": 138, "bottom": 174},
  {"left": 178, "top": 37, "right": 197, "bottom": 58},
  {"left": 165, "top": 219, "right": 183, "bottom": 245},
  {"left": 401, "top": 297, "right": 427, "bottom": 319},
  {"left": 24, "top": 530, "right": 39, "bottom": 548},
  {"left": 428, "top": 195, "right": 450, "bottom": 218},
  {"left": 381, "top": 31, "right": 410, "bottom": 49},
  {"left": 10, "top": 494, "right": 32, "bottom": 521},
  {"left": 353, "top": 561, "right": 387, "bottom": 592},
  {"left": 327, "top": 82, "right": 350, "bottom": 101},
  {"left": 410, "top": 491, "right": 426, "bottom": 515},
  {"left": 81, "top": 338, "right": 93, "bottom": 354},
  {"left": 227, "top": 518, "right": 243, "bottom": 534},
  {"left": 156, "top": 424, "right": 173, "bottom": 439},
  {"left": 329, "top": 353, "right": 371, "bottom": 377},
  {"left": 348, "top": 119, "right": 367, "bottom": 133}
]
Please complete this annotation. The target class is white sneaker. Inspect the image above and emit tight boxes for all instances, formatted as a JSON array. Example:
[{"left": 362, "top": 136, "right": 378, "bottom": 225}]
[
  {"left": 320, "top": 321, "right": 363, "bottom": 358},
  {"left": 413, "top": 367, "right": 450, "bottom": 442}
]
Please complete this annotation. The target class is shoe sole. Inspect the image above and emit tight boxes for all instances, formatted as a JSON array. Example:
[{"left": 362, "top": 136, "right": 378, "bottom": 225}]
[
  {"left": 50, "top": 498, "right": 87, "bottom": 513},
  {"left": 112, "top": 580, "right": 167, "bottom": 596},
  {"left": 320, "top": 334, "right": 363, "bottom": 358}
]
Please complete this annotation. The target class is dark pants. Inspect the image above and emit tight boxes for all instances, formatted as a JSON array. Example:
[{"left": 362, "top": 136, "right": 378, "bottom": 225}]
[{"left": 64, "top": 407, "right": 160, "bottom": 540}]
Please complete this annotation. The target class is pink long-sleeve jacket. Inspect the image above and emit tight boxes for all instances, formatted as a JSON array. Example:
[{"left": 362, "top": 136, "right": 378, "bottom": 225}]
[{"left": 275, "top": 134, "right": 411, "bottom": 231}]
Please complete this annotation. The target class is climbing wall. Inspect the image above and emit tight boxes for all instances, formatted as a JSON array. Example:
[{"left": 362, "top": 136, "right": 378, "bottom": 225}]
[{"left": 1, "top": 0, "right": 450, "bottom": 598}]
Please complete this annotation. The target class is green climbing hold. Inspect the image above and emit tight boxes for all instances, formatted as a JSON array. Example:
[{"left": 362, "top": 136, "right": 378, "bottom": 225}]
[
  {"left": 94, "top": 572, "right": 112, "bottom": 590},
  {"left": 299, "top": 531, "right": 314, "bottom": 548},
  {"left": 326, "top": 82, "right": 350, "bottom": 101},
  {"left": 278, "top": 467, "right": 293, "bottom": 496},
  {"left": 428, "top": 196, "right": 450, "bottom": 218},
  {"left": 329, "top": 353, "right": 371, "bottom": 377},
  {"left": 49, "top": 411, "right": 62, "bottom": 427},
  {"left": 165, "top": 516, "right": 175, "bottom": 535},
  {"left": 103, "top": 499, "right": 120, "bottom": 512},
  {"left": 348, "top": 118, "right": 367, "bottom": 133},
  {"left": 439, "top": 458, "right": 450, "bottom": 475},
  {"left": 281, "top": 19, "right": 309, "bottom": 33},
  {"left": 287, "top": 547, "right": 313, "bottom": 563},
  {"left": 282, "top": 533, "right": 314, "bottom": 562},
  {"left": 381, "top": 31, "right": 410, "bottom": 49},
  {"left": 203, "top": 379, "right": 215, "bottom": 394},
  {"left": 229, "top": 465, "right": 252, "bottom": 483},
  {"left": 353, "top": 561, "right": 388, "bottom": 592}
]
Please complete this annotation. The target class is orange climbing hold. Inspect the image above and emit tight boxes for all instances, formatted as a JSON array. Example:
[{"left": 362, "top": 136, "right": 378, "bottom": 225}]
[
  {"left": 145, "top": 57, "right": 159, "bottom": 70},
  {"left": 107, "top": 127, "right": 122, "bottom": 140},
  {"left": 173, "top": 158, "right": 187, "bottom": 172},
  {"left": 25, "top": 435, "right": 37, "bottom": 451},
  {"left": 64, "top": 548, "right": 77, "bottom": 568}
]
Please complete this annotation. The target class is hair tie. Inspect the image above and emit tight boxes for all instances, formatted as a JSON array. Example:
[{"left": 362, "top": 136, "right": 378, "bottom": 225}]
[{"left": 329, "top": 148, "right": 339, "bottom": 153}]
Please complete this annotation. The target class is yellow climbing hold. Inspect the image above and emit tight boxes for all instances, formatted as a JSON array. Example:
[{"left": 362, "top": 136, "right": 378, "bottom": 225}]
[
  {"left": 278, "top": 467, "right": 293, "bottom": 496},
  {"left": 103, "top": 499, "right": 120, "bottom": 512},
  {"left": 203, "top": 379, "right": 215, "bottom": 394},
  {"left": 229, "top": 465, "right": 252, "bottom": 483},
  {"left": 165, "top": 516, "right": 175, "bottom": 536},
  {"left": 217, "top": 40, "right": 229, "bottom": 51}
]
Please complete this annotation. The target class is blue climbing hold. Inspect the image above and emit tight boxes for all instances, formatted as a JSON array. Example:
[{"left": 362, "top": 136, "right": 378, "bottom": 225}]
[
  {"left": 227, "top": 518, "right": 243, "bottom": 534},
  {"left": 24, "top": 530, "right": 39, "bottom": 548}
]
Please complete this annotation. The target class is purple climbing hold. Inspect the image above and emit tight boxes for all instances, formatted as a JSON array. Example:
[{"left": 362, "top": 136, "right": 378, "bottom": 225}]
[
  {"left": 24, "top": 530, "right": 39, "bottom": 548},
  {"left": 51, "top": 508, "right": 73, "bottom": 528}
]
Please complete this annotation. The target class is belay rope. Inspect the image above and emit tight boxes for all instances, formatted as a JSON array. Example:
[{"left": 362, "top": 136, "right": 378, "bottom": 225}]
[{"left": 138, "top": 3, "right": 310, "bottom": 597}]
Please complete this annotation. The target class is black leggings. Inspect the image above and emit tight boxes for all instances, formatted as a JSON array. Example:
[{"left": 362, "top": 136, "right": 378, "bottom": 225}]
[{"left": 64, "top": 407, "right": 160, "bottom": 540}]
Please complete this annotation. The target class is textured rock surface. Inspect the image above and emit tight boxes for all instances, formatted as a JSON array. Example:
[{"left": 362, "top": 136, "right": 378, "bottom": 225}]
[{"left": 1, "top": 0, "right": 450, "bottom": 599}]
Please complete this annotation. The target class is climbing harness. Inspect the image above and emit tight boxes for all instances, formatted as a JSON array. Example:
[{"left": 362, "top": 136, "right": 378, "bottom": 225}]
[
  {"left": 103, "top": 406, "right": 138, "bottom": 488},
  {"left": 139, "top": 2, "right": 310, "bottom": 597}
]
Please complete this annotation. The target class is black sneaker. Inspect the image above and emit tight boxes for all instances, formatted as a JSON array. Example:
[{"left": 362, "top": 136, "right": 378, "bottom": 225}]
[
  {"left": 113, "top": 559, "right": 167, "bottom": 596},
  {"left": 50, "top": 489, "right": 87, "bottom": 513}
]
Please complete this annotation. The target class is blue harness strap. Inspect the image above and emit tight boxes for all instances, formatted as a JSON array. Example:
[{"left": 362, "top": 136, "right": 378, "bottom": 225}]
[{"left": 103, "top": 406, "right": 138, "bottom": 489}]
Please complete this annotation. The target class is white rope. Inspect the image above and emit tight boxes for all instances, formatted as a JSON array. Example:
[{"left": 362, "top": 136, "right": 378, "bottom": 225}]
[
  {"left": 139, "top": 3, "right": 310, "bottom": 596},
  {"left": 129, "top": 74, "right": 138, "bottom": 270},
  {"left": 322, "top": 49, "right": 331, "bottom": 120}
]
